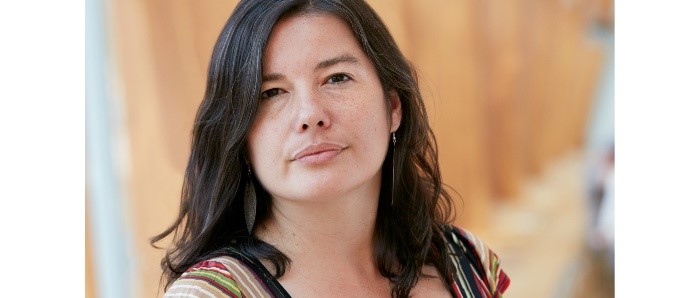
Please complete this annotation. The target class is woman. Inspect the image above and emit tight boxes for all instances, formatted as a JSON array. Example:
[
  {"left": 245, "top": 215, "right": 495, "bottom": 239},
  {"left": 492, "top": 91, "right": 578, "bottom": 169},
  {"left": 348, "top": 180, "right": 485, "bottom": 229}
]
[{"left": 153, "top": 0, "right": 510, "bottom": 297}]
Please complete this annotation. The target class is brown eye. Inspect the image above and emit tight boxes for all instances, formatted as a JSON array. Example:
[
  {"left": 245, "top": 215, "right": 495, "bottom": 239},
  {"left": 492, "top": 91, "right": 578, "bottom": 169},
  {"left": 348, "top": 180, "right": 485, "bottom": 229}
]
[
  {"left": 261, "top": 88, "right": 284, "bottom": 99},
  {"left": 326, "top": 73, "right": 351, "bottom": 84}
]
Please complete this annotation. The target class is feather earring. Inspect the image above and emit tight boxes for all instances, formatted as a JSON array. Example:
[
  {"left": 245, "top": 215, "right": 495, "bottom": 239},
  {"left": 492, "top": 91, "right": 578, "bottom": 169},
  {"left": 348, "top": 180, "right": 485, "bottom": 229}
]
[
  {"left": 391, "top": 132, "right": 396, "bottom": 206},
  {"left": 244, "top": 163, "right": 257, "bottom": 234}
]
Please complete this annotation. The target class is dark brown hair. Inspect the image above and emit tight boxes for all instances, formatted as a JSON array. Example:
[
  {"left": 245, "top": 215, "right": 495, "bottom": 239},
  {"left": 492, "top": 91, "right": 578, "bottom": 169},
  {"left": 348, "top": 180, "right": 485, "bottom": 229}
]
[{"left": 152, "top": 1, "right": 456, "bottom": 297}]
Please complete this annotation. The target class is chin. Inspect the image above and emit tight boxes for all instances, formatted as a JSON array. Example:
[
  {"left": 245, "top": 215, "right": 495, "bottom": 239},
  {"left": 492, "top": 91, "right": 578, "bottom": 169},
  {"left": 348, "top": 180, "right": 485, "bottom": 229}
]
[
  {"left": 291, "top": 185, "right": 350, "bottom": 202},
  {"left": 264, "top": 170, "right": 381, "bottom": 203}
]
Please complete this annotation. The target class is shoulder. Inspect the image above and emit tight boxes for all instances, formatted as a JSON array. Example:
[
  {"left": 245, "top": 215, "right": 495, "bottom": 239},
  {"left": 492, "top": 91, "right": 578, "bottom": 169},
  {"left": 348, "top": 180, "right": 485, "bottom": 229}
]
[
  {"left": 164, "top": 256, "right": 272, "bottom": 298},
  {"left": 444, "top": 225, "right": 511, "bottom": 297}
]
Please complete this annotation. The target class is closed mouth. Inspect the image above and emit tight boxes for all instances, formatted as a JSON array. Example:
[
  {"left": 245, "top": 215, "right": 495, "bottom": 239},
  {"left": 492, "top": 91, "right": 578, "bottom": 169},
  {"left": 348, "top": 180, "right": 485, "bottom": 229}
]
[{"left": 292, "top": 143, "right": 346, "bottom": 161}]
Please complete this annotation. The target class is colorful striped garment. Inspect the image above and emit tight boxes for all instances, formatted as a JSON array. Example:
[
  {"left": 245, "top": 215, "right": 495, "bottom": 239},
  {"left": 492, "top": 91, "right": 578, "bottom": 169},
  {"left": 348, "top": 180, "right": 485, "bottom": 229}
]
[{"left": 164, "top": 226, "right": 509, "bottom": 298}]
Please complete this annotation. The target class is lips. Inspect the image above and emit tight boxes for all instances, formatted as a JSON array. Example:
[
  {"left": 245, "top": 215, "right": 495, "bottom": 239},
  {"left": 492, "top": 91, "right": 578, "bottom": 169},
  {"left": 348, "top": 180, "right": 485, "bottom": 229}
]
[{"left": 292, "top": 143, "right": 346, "bottom": 163}]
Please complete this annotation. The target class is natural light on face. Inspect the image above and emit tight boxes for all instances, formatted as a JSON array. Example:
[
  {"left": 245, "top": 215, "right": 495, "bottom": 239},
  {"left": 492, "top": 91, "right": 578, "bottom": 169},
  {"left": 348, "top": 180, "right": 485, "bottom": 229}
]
[{"left": 247, "top": 13, "right": 402, "bottom": 205}]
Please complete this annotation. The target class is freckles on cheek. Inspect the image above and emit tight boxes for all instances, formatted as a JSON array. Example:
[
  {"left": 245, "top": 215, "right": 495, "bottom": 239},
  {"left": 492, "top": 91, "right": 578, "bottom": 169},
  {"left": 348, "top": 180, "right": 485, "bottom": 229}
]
[
  {"left": 247, "top": 125, "right": 267, "bottom": 164},
  {"left": 259, "top": 126, "right": 286, "bottom": 166}
]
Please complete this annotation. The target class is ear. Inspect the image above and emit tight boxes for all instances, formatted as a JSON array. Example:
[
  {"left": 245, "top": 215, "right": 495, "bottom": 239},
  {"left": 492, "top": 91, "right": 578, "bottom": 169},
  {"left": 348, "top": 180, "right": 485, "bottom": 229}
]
[{"left": 388, "top": 90, "right": 402, "bottom": 133}]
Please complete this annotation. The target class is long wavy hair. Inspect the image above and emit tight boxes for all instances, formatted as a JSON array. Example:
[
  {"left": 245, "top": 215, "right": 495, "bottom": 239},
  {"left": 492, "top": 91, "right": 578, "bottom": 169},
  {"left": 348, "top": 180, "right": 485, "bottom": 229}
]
[{"left": 152, "top": 0, "right": 456, "bottom": 297}]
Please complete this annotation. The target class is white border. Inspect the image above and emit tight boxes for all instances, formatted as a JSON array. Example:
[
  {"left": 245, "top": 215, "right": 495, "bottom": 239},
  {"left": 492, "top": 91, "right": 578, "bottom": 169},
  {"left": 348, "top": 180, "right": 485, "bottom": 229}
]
[
  {"left": 0, "top": 0, "right": 84, "bottom": 297},
  {"left": 617, "top": 0, "right": 700, "bottom": 296}
]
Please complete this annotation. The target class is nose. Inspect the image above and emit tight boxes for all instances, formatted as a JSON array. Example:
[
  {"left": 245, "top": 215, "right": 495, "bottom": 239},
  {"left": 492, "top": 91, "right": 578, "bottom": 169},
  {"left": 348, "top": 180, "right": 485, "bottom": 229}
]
[{"left": 295, "top": 90, "right": 330, "bottom": 132}]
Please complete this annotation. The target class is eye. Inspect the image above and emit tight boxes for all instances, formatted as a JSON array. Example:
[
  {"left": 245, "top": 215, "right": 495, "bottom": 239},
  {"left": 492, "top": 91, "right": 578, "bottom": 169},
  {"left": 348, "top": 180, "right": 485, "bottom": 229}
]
[
  {"left": 260, "top": 88, "right": 284, "bottom": 99},
  {"left": 326, "top": 73, "right": 351, "bottom": 84}
]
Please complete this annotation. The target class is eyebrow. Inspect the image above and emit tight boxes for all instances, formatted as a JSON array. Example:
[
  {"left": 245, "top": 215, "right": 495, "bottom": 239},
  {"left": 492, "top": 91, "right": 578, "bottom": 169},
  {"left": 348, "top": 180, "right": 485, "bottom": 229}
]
[
  {"left": 262, "top": 73, "right": 283, "bottom": 83},
  {"left": 261, "top": 54, "right": 359, "bottom": 83},
  {"left": 314, "top": 54, "right": 359, "bottom": 71}
]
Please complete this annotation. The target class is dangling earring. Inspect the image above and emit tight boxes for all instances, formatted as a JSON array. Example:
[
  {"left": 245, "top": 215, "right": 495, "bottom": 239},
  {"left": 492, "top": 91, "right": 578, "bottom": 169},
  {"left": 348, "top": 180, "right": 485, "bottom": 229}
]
[
  {"left": 244, "top": 163, "right": 257, "bottom": 234},
  {"left": 391, "top": 132, "right": 397, "bottom": 206}
]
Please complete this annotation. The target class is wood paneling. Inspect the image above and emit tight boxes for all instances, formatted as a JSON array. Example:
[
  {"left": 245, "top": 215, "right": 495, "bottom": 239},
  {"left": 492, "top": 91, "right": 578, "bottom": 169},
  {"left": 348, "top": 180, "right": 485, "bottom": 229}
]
[
  {"left": 109, "top": 1, "right": 238, "bottom": 297},
  {"left": 401, "top": 0, "right": 492, "bottom": 230}
]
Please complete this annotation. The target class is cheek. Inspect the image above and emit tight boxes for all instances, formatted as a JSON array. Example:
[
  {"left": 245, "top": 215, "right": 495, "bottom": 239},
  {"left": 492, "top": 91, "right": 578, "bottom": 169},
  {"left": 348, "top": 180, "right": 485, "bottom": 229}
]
[
  {"left": 250, "top": 103, "right": 274, "bottom": 134},
  {"left": 247, "top": 110, "right": 290, "bottom": 175},
  {"left": 353, "top": 96, "right": 392, "bottom": 132},
  {"left": 247, "top": 117, "right": 275, "bottom": 167}
]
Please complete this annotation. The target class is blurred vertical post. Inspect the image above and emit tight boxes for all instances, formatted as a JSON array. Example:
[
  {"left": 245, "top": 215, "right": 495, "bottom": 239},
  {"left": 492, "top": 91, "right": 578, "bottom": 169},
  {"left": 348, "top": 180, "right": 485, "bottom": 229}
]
[
  {"left": 86, "top": 0, "right": 136, "bottom": 296},
  {"left": 86, "top": 205, "right": 95, "bottom": 298},
  {"left": 474, "top": 0, "right": 526, "bottom": 200},
  {"left": 521, "top": 0, "right": 555, "bottom": 175}
]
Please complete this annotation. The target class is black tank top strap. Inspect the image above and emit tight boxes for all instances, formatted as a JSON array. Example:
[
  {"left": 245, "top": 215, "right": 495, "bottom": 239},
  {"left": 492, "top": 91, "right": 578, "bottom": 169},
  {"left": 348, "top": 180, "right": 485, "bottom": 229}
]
[
  {"left": 220, "top": 247, "right": 293, "bottom": 298},
  {"left": 443, "top": 225, "right": 489, "bottom": 298}
]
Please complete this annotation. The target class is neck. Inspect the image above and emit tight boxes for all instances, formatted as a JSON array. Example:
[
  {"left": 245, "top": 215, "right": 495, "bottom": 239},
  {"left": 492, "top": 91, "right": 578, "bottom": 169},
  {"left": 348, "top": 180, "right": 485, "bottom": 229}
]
[{"left": 255, "top": 173, "right": 381, "bottom": 275}]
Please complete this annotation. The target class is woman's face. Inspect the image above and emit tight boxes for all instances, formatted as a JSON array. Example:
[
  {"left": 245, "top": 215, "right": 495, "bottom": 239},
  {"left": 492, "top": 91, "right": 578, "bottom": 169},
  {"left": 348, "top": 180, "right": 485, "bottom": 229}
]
[{"left": 247, "top": 13, "right": 401, "bottom": 203}]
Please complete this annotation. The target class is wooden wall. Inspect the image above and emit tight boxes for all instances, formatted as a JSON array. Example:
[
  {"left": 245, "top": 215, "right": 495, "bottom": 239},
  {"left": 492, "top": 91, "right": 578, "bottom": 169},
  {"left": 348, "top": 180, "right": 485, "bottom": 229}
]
[{"left": 97, "top": 0, "right": 609, "bottom": 296}]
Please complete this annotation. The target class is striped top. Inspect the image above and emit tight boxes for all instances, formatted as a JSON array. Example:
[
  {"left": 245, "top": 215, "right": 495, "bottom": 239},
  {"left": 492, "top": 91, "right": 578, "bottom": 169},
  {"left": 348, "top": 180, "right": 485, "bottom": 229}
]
[{"left": 164, "top": 226, "right": 509, "bottom": 298}]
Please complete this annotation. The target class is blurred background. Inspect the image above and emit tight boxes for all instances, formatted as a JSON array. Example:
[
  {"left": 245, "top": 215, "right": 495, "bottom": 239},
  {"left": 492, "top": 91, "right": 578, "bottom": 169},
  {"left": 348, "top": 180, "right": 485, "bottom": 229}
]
[{"left": 86, "top": 0, "right": 614, "bottom": 297}]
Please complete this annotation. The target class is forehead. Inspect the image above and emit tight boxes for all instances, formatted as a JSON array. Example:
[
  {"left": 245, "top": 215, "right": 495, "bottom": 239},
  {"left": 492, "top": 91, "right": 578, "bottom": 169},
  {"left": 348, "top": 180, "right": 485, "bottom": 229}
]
[{"left": 262, "top": 13, "right": 369, "bottom": 71}]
